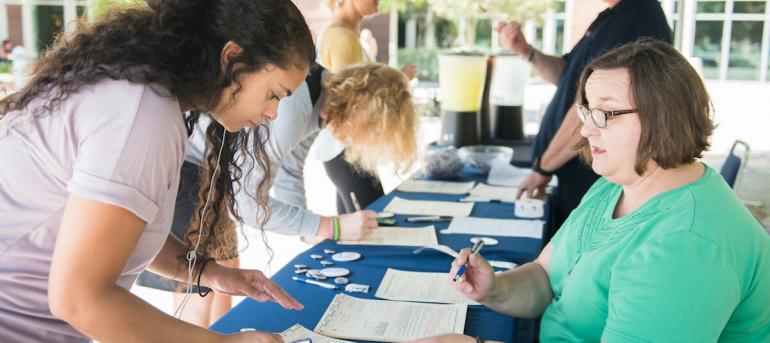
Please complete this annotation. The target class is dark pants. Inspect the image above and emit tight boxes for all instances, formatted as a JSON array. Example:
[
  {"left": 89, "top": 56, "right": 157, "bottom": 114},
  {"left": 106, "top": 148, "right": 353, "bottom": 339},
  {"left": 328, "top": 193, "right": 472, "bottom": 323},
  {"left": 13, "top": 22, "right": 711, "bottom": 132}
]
[
  {"left": 135, "top": 161, "right": 208, "bottom": 292},
  {"left": 323, "top": 152, "right": 384, "bottom": 214},
  {"left": 544, "top": 161, "right": 599, "bottom": 244}
]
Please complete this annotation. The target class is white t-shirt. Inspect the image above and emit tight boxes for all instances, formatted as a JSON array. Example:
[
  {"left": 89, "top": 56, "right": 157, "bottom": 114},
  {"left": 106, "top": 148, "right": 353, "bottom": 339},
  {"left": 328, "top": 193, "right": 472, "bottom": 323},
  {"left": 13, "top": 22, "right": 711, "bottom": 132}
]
[{"left": 0, "top": 79, "right": 187, "bottom": 342}]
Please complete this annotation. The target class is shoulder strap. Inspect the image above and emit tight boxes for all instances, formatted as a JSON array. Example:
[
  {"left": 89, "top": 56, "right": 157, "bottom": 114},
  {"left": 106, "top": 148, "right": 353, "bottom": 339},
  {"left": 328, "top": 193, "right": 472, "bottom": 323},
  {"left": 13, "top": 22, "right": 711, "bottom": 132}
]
[{"left": 306, "top": 64, "right": 325, "bottom": 106}]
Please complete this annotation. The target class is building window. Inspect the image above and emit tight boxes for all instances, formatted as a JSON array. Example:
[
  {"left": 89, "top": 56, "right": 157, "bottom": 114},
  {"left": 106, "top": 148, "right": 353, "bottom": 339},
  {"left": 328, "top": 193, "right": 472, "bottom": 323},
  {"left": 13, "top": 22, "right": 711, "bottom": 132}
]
[
  {"left": 693, "top": 20, "right": 724, "bottom": 79},
  {"left": 532, "top": 27, "right": 544, "bottom": 51},
  {"left": 77, "top": 5, "right": 88, "bottom": 21},
  {"left": 555, "top": 19, "right": 564, "bottom": 55},
  {"left": 733, "top": 1, "right": 766, "bottom": 14},
  {"left": 33, "top": 5, "right": 64, "bottom": 54},
  {"left": 727, "top": 20, "right": 764, "bottom": 80},
  {"left": 698, "top": 1, "right": 727, "bottom": 13}
]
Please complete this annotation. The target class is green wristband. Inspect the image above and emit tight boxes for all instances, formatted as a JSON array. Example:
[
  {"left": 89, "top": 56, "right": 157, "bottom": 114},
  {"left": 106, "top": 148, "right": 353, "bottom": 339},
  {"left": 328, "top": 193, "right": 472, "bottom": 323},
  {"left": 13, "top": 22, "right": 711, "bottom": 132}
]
[{"left": 333, "top": 216, "right": 340, "bottom": 241}]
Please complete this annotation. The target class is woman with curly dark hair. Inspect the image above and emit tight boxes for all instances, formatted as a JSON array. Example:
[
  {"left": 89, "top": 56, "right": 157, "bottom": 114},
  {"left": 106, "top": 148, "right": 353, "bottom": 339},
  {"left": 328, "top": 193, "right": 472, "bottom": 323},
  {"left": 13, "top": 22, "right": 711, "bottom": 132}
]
[{"left": 0, "top": 0, "right": 314, "bottom": 342}]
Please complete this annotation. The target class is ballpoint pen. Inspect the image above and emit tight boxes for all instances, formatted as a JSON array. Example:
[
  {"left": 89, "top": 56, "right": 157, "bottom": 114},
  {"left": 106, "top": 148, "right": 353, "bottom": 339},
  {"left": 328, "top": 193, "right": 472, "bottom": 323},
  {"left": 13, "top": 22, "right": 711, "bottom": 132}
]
[
  {"left": 405, "top": 215, "right": 452, "bottom": 223},
  {"left": 453, "top": 239, "right": 485, "bottom": 282},
  {"left": 350, "top": 192, "right": 362, "bottom": 211},
  {"left": 292, "top": 276, "right": 338, "bottom": 290}
]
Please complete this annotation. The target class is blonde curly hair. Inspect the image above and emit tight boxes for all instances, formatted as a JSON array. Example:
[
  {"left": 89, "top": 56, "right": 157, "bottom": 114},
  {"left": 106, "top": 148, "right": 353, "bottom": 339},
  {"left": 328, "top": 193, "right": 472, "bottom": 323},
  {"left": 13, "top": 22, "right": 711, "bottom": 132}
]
[{"left": 322, "top": 63, "right": 419, "bottom": 175}]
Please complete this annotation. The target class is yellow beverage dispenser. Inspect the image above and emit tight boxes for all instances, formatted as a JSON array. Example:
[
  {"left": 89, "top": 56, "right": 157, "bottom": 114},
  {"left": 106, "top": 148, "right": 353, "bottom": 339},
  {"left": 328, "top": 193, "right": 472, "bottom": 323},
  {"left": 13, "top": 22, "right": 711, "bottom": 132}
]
[{"left": 438, "top": 52, "right": 488, "bottom": 147}]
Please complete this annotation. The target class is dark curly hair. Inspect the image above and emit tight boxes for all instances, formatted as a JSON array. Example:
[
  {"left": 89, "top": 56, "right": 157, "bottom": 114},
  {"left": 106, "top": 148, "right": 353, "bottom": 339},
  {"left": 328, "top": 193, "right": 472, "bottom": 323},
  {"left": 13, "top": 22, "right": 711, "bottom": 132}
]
[{"left": 0, "top": 0, "right": 315, "bottom": 261}]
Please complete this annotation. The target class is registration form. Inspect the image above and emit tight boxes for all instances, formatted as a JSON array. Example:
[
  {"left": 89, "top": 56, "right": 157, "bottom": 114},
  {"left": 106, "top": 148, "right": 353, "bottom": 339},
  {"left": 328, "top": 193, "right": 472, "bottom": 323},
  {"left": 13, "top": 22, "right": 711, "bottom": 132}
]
[
  {"left": 397, "top": 180, "right": 475, "bottom": 194},
  {"left": 338, "top": 226, "right": 438, "bottom": 247},
  {"left": 375, "top": 268, "right": 479, "bottom": 305},
  {"left": 314, "top": 294, "right": 467, "bottom": 342},
  {"left": 468, "top": 183, "right": 519, "bottom": 202},
  {"left": 443, "top": 216, "right": 544, "bottom": 239},
  {"left": 384, "top": 197, "right": 474, "bottom": 217}
]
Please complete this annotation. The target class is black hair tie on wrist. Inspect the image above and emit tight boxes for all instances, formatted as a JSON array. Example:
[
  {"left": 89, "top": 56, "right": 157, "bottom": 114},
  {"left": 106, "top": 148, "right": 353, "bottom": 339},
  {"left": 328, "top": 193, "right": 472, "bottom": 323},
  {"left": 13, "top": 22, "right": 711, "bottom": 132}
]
[{"left": 197, "top": 257, "right": 215, "bottom": 297}]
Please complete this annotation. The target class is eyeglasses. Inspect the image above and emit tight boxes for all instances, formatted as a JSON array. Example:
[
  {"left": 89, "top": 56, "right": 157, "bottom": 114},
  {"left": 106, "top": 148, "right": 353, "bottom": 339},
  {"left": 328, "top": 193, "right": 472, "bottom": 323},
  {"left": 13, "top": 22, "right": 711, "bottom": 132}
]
[{"left": 576, "top": 104, "right": 637, "bottom": 128}]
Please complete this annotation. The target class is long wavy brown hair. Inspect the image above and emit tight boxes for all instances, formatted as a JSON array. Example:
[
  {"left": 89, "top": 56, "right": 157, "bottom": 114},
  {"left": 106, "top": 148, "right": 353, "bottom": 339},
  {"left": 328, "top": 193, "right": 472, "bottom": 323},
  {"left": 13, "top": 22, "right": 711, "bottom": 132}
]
[{"left": 0, "top": 0, "right": 315, "bottom": 261}]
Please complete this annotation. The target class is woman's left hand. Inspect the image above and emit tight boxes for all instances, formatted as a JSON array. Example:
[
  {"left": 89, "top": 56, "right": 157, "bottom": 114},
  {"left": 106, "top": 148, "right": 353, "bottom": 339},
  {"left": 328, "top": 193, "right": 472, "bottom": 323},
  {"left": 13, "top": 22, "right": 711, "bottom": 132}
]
[{"left": 203, "top": 263, "right": 304, "bottom": 310}]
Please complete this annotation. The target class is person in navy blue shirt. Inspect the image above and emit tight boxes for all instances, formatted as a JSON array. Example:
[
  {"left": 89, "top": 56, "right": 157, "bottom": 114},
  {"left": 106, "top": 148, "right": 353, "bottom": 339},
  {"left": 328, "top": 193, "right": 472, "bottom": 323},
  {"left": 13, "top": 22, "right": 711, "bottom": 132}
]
[{"left": 498, "top": 0, "right": 672, "bottom": 240}]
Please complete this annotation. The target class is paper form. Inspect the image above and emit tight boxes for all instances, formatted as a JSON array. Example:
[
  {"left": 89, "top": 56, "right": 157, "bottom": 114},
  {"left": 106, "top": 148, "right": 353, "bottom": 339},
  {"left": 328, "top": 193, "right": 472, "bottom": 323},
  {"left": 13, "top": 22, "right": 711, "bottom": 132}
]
[
  {"left": 487, "top": 162, "right": 558, "bottom": 188},
  {"left": 383, "top": 197, "right": 474, "bottom": 217},
  {"left": 314, "top": 294, "right": 467, "bottom": 342},
  {"left": 338, "top": 226, "right": 438, "bottom": 247},
  {"left": 486, "top": 162, "right": 531, "bottom": 187},
  {"left": 397, "top": 180, "right": 476, "bottom": 195},
  {"left": 442, "top": 216, "right": 544, "bottom": 239},
  {"left": 469, "top": 183, "right": 519, "bottom": 202},
  {"left": 375, "top": 268, "right": 479, "bottom": 305},
  {"left": 280, "top": 324, "right": 353, "bottom": 343}
]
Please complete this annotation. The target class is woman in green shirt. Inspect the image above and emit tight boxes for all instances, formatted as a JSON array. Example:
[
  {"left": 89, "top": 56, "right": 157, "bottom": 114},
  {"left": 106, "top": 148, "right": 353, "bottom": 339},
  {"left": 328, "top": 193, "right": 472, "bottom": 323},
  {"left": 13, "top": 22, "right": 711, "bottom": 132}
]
[{"left": 419, "top": 39, "right": 770, "bottom": 342}]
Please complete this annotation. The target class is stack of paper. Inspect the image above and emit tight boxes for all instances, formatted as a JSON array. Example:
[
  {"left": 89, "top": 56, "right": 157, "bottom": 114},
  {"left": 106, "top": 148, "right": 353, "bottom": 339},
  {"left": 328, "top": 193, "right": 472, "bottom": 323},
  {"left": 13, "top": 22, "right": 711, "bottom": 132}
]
[
  {"left": 469, "top": 183, "right": 519, "bottom": 202},
  {"left": 315, "top": 294, "right": 467, "bottom": 342},
  {"left": 337, "top": 226, "right": 438, "bottom": 247},
  {"left": 375, "top": 268, "right": 479, "bottom": 305},
  {"left": 384, "top": 197, "right": 474, "bottom": 217},
  {"left": 281, "top": 324, "right": 353, "bottom": 343},
  {"left": 486, "top": 162, "right": 531, "bottom": 187},
  {"left": 442, "top": 216, "right": 544, "bottom": 239},
  {"left": 397, "top": 180, "right": 475, "bottom": 195},
  {"left": 487, "top": 162, "right": 558, "bottom": 188}
]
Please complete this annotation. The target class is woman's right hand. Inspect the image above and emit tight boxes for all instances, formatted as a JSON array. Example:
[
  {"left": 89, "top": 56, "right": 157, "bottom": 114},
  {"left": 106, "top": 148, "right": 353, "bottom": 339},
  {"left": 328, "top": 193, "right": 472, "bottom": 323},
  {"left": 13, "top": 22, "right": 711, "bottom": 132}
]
[
  {"left": 224, "top": 330, "right": 282, "bottom": 343},
  {"left": 448, "top": 248, "right": 496, "bottom": 302},
  {"left": 338, "top": 210, "right": 378, "bottom": 241}
]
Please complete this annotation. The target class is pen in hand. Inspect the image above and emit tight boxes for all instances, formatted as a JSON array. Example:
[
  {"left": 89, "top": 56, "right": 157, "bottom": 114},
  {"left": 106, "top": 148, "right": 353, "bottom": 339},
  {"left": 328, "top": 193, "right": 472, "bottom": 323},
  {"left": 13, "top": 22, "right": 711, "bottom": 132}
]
[
  {"left": 453, "top": 240, "right": 485, "bottom": 282},
  {"left": 350, "top": 192, "right": 362, "bottom": 212}
]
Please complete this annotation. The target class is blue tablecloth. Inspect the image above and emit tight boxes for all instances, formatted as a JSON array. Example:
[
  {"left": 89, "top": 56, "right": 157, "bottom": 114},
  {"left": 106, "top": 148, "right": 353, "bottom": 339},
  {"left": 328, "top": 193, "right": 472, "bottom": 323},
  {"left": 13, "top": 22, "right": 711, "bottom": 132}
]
[{"left": 211, "top": 169, "right": 547, "bottom": 342}]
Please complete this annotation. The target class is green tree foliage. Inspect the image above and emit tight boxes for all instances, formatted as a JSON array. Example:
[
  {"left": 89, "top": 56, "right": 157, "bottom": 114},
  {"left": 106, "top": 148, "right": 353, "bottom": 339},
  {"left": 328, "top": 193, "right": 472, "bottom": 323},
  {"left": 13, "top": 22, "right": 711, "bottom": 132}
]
[{"left": 89, "top": 0, "right": 147, "bottom": 21}]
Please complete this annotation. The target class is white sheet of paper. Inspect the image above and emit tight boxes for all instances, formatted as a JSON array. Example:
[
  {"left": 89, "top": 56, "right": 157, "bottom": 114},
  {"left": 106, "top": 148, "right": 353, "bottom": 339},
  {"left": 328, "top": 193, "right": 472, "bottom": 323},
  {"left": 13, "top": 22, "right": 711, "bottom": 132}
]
[
  {"left": 314, "top": 294, "right": 467, "bottom": 342},
  {"left": 375, "top": 268, "right": 479, "bottom": 305},
  {"left": 469, "top": 183, "right": 519, "bottom": 202},
  {"left": 384, "top": 197, "right": 474, "bottom": 217},
  {"left": 487, "top": 162, "right": 558, "bottom": 188},
  {"left": 397, "top": 180, "right": 476, "bottom": 195},
  {"left": 281, "top": 324, "right": 353, "bottom": 343},
  {"left": 442, "top": 216, "right": 544, "bottom": 239},
  {"left": 337, "top": 226, "right": 438, "bottom": 247}
]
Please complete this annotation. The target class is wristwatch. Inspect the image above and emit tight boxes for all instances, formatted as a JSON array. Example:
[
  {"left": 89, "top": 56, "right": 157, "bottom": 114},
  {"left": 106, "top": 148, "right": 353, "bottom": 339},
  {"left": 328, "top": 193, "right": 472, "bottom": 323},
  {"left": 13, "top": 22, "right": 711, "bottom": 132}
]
[{"left": 533, "top": 158, "right": 555, "bottom": 177}]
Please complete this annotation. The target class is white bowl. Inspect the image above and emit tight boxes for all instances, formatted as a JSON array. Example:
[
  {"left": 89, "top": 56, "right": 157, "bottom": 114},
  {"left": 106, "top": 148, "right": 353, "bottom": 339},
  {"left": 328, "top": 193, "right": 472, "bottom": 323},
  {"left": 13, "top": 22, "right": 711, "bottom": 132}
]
[{"left": 459, "top": 145, "right": 514, "bottom": 173}]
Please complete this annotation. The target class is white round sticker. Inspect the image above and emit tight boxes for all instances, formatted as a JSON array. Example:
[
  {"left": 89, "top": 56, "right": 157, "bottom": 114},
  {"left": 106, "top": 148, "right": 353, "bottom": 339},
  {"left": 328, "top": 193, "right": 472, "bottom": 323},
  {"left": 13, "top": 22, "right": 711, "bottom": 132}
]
[
  {"left": 321, "top": 267, "right": 350, "bottom": 277},
  {"left": 331, "top": 251, "right": 362, "bottom": 262}
]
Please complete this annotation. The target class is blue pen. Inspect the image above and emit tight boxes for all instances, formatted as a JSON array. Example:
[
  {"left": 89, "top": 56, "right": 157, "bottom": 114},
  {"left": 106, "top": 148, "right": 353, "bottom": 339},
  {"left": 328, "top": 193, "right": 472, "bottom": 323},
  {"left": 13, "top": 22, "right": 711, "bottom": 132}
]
[{"left": 453, "top": 240, "right": 485, "bottom": 282}]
